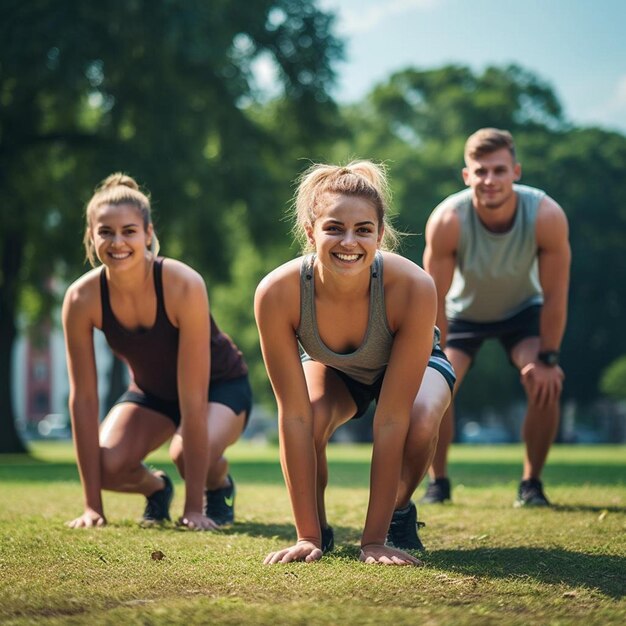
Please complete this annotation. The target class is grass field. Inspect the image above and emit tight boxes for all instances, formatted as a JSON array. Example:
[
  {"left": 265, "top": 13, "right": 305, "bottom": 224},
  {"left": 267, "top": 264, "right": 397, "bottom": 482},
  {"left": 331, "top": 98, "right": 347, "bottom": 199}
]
[{"left": 0, "top": 441, "right": 624, "bottom": 625}]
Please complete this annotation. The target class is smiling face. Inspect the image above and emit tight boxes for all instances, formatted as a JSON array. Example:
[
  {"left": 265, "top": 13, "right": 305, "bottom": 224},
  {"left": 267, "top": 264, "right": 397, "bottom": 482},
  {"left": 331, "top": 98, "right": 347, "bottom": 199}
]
[
  {"left": 90, "top": 203, "right": 153, "bottom": 270},
  {"left": 306, "top": 193, "right": 382, "bottom": 276},
  {"left": 463, "top": 147, "right": 521, "bottom": 211}
]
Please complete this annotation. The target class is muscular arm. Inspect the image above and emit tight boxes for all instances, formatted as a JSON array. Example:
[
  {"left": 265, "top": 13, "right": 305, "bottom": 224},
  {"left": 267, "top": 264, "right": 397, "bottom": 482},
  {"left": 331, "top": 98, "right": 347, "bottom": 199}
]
[
  {"left": 362, "top": 258, "right": 437, "bottom": 548},
  {"left": 254, "top": 266, "right": 321, "bottom": 562},
  {"left": 519, "top": 197, "right": 570, "bottom": 407},
  {"left": 62, "top": 278, "right": 104, "bottom": 525},
  {"left": 536, "top": 197, "right": 571, "bottom": 352},
  {"left": 423, "top": 204, "right": 459, "bottom": 346}
]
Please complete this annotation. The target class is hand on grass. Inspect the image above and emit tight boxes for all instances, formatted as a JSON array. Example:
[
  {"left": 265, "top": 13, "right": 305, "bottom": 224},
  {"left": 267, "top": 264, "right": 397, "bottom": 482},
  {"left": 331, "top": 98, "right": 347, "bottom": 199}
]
[
  {"left": 359, "top": 544, "right": 422, "bottom": 566},
  {"left": 264, "top": 540, "right": 323, "bottom": 564},
  {"left": 66, "top": 508, "right": 106, "bottom": 529},
  {"left": 177, "top": 511, "right": 219, "bottom": 531}
]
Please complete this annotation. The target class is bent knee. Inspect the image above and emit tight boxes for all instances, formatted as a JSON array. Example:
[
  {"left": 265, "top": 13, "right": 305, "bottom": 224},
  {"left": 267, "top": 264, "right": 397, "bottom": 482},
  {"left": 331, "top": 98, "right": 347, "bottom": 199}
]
[
  {"left": 100, "top": 449, "right": 137, "bottom": 488},
  {"left": 410, "top": 401, "right": 447, "bottom": 442}
]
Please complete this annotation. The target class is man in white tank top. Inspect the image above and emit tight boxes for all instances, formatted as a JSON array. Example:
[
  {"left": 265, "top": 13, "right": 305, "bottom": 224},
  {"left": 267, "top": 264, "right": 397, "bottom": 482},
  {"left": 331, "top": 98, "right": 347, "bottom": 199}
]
[{"left": 422, "top": 128, "right": 571, "bottom": 507}]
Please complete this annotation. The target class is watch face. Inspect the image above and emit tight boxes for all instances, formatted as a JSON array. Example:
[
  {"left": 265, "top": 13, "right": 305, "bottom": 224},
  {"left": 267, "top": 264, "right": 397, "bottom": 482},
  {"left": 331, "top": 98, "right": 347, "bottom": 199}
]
[{"left": 539, "top": 351, "right": 559, "bottom": 366}]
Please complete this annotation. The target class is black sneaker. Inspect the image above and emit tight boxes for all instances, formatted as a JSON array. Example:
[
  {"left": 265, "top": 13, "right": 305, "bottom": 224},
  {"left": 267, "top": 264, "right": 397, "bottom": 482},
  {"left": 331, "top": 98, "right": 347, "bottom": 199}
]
[
  {"left": 515, "top": 478, "right": 551, "bottom": 507},
  {"left": 386, "top": 502, "right": 425, "bottom": 551},
  {"left": 321, "top": 525, "right": 334, "bottom": 553},
  {"left": 205, "top": 474, "right": 235, "bottom": 526},
  {"left": 420, "top": 477, "right": 451, "bottom": 504},
  {"left": 142, "top": 472, "right": 174, "bottom": 523}
]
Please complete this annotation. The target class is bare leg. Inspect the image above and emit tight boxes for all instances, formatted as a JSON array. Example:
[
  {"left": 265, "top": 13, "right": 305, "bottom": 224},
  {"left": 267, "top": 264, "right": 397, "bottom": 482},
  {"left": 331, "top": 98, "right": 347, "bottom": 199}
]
[
  {"left": 99, "top": 403, "right": 176, "bottom": 496},
  {"left": 169, "top": 402, "right": 246, "bottom": 488},
  {"left": 396, "top": 369, "right": 452, "bottom": 508},
  {"left": 302, "top": 361, "right": 357, "bottom": 531},
  {"left": 511, "top": 337, "right": 561, "bottom": 479},
  {"left": 428, "top": 349, "right": 472, "bottom": 480}
]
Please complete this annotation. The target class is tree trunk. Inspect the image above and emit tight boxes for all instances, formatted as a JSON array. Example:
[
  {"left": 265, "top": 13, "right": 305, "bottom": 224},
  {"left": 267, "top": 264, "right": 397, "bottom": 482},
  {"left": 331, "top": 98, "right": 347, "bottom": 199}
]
[{"left": 0, "top": 230, "right": 28, "bottom": 453}]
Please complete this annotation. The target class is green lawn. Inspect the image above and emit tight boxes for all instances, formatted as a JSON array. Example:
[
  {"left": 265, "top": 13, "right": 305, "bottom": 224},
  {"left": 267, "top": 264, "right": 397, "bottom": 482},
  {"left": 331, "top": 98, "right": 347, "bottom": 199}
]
[{"left": 0, "top": 442, "right": 624, "bottom": 625}]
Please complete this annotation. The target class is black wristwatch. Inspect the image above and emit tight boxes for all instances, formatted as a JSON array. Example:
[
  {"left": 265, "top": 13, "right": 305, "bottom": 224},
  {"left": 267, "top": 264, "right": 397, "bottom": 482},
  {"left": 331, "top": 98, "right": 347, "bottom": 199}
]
[{"left": 537, "top": 350, "right": 560, "bottom": 367}]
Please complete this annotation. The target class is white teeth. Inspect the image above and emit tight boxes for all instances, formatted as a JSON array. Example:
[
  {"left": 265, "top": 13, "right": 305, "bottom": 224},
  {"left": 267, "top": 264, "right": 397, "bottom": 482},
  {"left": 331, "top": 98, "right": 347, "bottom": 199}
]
[
  {"left": 336, "top": 253, "right": 359, "bottom": 261},
  {"left": 110, "top": 253, "right": 130, "bottom": 259}
]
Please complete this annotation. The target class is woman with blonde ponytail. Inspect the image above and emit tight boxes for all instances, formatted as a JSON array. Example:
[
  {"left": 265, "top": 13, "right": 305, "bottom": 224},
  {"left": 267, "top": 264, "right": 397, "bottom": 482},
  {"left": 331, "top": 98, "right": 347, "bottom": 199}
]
[
  {"left": 255, "top": 161, "right": 455, "bottom": 566},
  {"left": 63, "top": 173, "right": 251, "bottom": 530}
]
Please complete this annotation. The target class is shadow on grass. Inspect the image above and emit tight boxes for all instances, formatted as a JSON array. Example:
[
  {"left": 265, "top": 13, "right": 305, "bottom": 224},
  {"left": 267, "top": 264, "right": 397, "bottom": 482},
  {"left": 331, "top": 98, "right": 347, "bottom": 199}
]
[
  {"left": 2, "top": 458, "right": 625, "bottom": 488},
  {"left": 229, "top": 522, "right": 364, "bottom": 545},
  {"left": 429, "top": 547, "right": 626, "bottom": 599}
]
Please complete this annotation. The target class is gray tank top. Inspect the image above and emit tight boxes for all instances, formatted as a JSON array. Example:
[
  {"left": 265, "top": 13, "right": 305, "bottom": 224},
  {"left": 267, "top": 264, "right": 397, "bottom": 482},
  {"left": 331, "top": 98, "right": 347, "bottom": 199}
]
[
  {"left": 445, "top": 184, "right": 545, "bottom": 322},
  {"left": 296, "top": 252, "right": 394, "bottom": 385}
]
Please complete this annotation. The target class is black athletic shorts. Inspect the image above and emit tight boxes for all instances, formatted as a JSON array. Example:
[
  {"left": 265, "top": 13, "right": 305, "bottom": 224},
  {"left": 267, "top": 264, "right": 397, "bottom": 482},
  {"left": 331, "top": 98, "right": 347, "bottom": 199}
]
[
  {"left": 446, "top": 304, "right": 541, "bottom": 361},
  {"left": 114, "top": 374, "right": 253, "bottom": 428},
  {"left": 330, "top": 347, "right": 456, "bottom": 420}
]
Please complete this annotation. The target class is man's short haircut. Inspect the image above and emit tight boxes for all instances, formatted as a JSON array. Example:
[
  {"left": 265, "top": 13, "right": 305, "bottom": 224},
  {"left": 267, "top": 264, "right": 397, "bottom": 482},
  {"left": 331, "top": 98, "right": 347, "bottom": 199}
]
[{"left": 464, "top": 128, "right": 517, "bottom": 162}]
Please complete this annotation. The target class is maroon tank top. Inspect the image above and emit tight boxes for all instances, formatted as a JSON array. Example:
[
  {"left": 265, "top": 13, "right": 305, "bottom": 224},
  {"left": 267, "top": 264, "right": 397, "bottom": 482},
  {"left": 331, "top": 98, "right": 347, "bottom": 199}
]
[{"left": 100, "top": 257, "right": 248, "bottom": 401}]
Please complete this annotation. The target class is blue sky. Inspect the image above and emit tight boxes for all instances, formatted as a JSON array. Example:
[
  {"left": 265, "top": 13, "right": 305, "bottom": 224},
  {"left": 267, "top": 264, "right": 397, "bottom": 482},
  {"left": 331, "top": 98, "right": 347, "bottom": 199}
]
[{"left": 315, "top": 0, "right": 626, "bottom": 134}]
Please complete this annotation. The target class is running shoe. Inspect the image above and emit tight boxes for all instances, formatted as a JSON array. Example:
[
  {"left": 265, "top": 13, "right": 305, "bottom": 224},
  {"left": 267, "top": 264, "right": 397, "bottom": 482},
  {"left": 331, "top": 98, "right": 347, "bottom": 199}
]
[
  {"left": 142, "top": 472, "right": 174, "bottom": 523},
  {"left": 205, "top": 474, "right": 236, "bottom": 526},
  {"left": 514, "top": 478, "right": 551, "bottom": 507},
  {"left": 420, "top": 477, "right": 451, "bottom": 504},
  {"left": 386, "top": 501, "right": 425, "bottom": 551},
  {"left": 321, "top": 525, "right": 335, "bottom": 553}
]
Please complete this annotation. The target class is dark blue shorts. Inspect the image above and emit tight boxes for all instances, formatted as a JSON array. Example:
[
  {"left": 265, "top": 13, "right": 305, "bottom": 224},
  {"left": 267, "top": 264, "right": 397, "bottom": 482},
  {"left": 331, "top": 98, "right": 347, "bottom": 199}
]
[
  {"left": 332, "top": 348, "right": 456, "bottom": 420},
  {"left": 114, "top": 374, "right": 253, "bottom": 428},
  {"left": 446, "top": 304, "right": 541, "bottom": 361}
]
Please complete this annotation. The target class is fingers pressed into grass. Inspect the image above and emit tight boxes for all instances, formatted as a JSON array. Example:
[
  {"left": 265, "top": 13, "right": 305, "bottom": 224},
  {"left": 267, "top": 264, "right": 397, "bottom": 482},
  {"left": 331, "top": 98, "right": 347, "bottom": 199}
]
[
  {"left": 263, "top": 541, "right": 323, "bottom": 564},
  {"left": 66, "top": 510, "right": 106, "bottom": 529},
  {"left": 177, "top": 512, "right": 219, "bottom": 531},
  {"left": 359, "top": 544, "right": 423, "bottom": 566}
]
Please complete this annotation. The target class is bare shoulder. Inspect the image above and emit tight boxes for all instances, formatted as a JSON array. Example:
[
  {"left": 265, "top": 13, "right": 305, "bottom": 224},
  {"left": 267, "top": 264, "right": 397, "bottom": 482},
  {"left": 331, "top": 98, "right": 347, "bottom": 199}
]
[
  {"left": 161, "top": 257, "right": 206, "bottom": 292},
  {"left": 381, "top": 252, "right": 436, "bottom": 298},
  {"left": 254, "top": 257, "right": 303, "bottom": 333},
  {"left": 161, "top": 258, "right": 207, "bottom": 306},
  {"left": 255, "top": 257, "right": 302, "bottom": 304},
  {"left": 536, "top": 195, "right": 569, "bottom": 245},
  {"left": 381, "top": 252, "right": 436, "bottom": 330},
  {"left": 161, "top": 258, "right": 208, "bottom": 323},
  {"left": 62, "top": 268, "right": 101, "bottom": 325},
  {"left": 425, "top": 199, "right": 460, "bottom": 249},
  {"left": 537, "top": 194, "right": 567, "bottom": 222}
]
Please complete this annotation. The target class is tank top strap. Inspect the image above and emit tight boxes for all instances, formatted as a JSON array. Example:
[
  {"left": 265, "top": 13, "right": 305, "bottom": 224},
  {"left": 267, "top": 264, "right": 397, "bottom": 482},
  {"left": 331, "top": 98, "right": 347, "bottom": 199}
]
[
  {"left": 152, "top": 257, "right": 168, "bottom": 320},
  {"left": 99, "top": 266, "right": 114, "bottom": 325},
  {"left": 370, "top": 251, "right": 386, "bottom": 322},
  {"left": 302, "top": 254, "right": 314, "bottom": 280}
]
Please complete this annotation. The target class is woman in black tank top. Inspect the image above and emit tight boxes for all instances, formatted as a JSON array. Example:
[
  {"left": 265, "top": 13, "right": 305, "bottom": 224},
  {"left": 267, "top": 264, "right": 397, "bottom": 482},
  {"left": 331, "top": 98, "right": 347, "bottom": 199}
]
[
  {"left": 255, "top": 161, "right": 454, "bottom": 567},
  {"left": 62, "top": 173, "right": 251, "bottom": 531}
]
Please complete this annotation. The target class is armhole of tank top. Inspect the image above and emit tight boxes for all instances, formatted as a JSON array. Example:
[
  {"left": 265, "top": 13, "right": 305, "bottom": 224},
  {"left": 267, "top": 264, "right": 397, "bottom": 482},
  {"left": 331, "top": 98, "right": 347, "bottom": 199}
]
[
  {"left": 456, "top": 200, "right": 468, "bottom": 258},
  {"left": 296, "top": 255, "right": 313, "bottom": 337},
  {"left": 373, "top": 253, "right": 393, "bottom": 337},
  {"left": 99, "top": 267, "right": 110, "bottom": 319},
  {"left": 153, "top": 257, "right": 171, "bottom": 328}
]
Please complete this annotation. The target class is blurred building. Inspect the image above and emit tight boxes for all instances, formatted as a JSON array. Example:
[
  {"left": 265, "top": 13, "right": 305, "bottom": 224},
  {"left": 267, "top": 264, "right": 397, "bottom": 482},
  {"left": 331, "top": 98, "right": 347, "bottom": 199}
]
[{"left": 12, "top": 319, "right": 115, "bottom": 438}]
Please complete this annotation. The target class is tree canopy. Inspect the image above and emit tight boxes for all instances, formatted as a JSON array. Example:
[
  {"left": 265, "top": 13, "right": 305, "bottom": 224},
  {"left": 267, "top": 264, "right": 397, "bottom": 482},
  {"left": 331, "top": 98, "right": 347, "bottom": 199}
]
[
  {"left": 3, "top": 4, "right": 625, "bottom": 451},
  {"left": 0, "top": 0, "right": 343, "bottom": 452}
]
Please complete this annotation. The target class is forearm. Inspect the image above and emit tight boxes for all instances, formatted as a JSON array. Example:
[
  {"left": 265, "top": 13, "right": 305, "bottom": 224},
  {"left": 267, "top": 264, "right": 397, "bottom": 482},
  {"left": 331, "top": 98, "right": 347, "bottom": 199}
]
[
  {"left": 70, "top": 399, "right": 103, "bottom": 513},
  {"left": 181, "top": 407, "right": 210, "bottom": 513},
  {"left": 362, "top": 419, "right": 408, "bottom": 546},
  {"left": 539, "top": 296, "right": 568, "bottom": 351},
  {"left": 279, "top": 414, "right": 320, "bottom": 545}
]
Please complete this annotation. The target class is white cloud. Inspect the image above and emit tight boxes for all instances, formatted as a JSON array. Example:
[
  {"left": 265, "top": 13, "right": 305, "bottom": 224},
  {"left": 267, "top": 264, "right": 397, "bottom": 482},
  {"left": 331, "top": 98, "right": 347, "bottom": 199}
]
[{"left": 321, "top": 0, "right": 441, "bottom": 36}]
